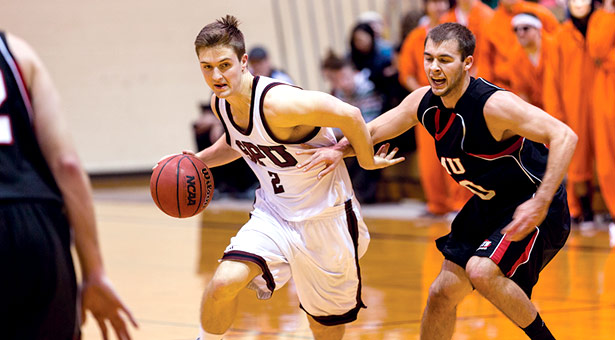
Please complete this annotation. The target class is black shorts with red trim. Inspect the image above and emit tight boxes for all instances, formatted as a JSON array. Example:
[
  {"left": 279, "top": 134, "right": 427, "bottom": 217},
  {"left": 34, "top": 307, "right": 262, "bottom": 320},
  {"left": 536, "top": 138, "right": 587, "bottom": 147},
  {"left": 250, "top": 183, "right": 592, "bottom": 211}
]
[
  {"left": 436, "top": 185, "right": 570, "bottom": 297},
  {"left": 0, "top": 200, "right": 79, "bottom": 340}
]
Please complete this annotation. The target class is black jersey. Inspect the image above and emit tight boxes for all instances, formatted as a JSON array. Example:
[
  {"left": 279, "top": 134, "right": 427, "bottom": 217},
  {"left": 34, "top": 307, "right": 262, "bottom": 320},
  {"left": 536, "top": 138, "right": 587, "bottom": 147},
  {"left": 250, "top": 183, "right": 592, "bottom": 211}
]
[
  {"left": 417, "top": 78, "right": 550, "bottom": 204},
  {"left": 0, "top": 32, "right": 62, "bottom": 202}
]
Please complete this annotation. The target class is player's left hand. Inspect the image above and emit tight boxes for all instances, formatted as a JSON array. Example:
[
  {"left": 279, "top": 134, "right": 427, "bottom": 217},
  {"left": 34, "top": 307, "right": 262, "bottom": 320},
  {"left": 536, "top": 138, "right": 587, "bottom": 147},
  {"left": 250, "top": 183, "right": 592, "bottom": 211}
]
[
  {"left": 365, "top": 143, "right": 406, "bottom": 170},
  {"left": 296, "top": 144, "right": 345, "bottom": 179},
  {"left": 501, "top": 196, "right": 550, "bottom": 241},
  {"left": 81, "top": 273, "right": 138, "bottom": 340}
]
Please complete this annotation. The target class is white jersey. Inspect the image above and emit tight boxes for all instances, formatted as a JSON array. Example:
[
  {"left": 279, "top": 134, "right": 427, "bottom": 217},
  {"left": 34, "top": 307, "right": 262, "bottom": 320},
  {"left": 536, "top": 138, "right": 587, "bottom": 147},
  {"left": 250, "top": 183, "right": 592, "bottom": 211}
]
[{"left": 214, "top": 76, "right": 355, "bottom": 221}]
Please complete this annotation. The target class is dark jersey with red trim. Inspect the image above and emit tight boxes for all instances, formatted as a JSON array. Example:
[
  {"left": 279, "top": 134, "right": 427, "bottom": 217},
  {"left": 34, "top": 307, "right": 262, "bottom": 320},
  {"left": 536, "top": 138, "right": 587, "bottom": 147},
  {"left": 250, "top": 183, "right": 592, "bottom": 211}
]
[
  {"left": 0, "top": 32, "right": 62, "bottom": 202},
  {"left": 417, "top": 77, "right": 549, "bottom": 204}
]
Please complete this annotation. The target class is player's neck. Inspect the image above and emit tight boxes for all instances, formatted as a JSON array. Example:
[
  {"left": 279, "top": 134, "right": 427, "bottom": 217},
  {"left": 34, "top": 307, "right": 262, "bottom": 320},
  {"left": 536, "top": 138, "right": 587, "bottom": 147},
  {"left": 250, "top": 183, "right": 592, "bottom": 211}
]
[
  {"left": 225, "top": 73, "right": 254, "bottom": 113},
  {"left": 441, "top": 75, "right": 471, "bottom": 109}
]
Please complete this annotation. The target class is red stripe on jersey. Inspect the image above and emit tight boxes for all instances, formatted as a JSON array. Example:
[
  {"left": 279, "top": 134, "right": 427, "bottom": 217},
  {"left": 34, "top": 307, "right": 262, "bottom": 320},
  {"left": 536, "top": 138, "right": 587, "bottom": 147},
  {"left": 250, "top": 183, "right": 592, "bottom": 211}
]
[
  {"left": 435, "top": 109, "right": 456, "bottom": 141},
  {"left": 467, "top": 137, "right": 524, "bottom": 159},
  {"left": 489, "top": 237, "right": 511, "bottom": 264},
  {"left": 506, "top": 230, "right": 538, "bottom": 277}
]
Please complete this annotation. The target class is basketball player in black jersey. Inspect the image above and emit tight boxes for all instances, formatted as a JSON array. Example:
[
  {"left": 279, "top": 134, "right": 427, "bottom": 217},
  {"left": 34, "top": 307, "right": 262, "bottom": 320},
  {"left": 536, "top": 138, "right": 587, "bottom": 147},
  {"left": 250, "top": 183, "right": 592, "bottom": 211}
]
[
  {"left": 0, "top": 32, "right": 137, "bottom": 339},
  {"left": 299, "top": 23, "right": 577, "bottom": 340}
]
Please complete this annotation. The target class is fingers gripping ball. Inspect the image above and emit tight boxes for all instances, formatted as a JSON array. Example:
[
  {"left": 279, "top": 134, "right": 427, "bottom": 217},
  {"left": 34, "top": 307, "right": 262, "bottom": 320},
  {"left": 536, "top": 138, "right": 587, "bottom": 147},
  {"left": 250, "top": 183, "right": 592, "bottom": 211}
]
[{"left": 150, "top": 154, "right": 214, "bottom": 218}]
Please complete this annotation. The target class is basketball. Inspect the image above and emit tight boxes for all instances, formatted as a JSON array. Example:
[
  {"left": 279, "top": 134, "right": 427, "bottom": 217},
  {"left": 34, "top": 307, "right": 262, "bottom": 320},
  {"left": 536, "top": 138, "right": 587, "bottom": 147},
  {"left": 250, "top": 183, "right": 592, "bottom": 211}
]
[{"left": 150, "top": 154, "right": 214, "bottom": 218}]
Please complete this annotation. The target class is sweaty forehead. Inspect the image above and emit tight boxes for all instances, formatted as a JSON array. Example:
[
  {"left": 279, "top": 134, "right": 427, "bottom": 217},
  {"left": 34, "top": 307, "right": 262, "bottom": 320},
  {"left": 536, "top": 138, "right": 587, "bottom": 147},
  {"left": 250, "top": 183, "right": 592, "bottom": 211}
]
[
  {"left": 198, "top": 45, "right": 238, "bottom": 63},
  {"left": 424, "top": 39, "right": 461, "bottom": 57}
]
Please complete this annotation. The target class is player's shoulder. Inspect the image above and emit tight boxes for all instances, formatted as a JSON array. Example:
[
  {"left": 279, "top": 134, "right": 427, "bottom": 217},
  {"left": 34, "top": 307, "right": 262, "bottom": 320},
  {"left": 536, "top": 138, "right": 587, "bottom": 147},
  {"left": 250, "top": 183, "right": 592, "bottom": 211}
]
[
  {"left": 483, "top": 89, "right": 520, "bottom": 116},
  {"left": 262, "top": 82, "right": 303, "bottom": 109},
  {"left": 412, "top": 86, "right": 431, "bottom": 100},
  {"left": 4, "top": 33, "right": 35, "bottom": 61},
  {"left": 3, "top": 33, "right": 41, "bottom": 87},
  {"left": 402, "top": 86, "right": 431, "bottom": 114}
]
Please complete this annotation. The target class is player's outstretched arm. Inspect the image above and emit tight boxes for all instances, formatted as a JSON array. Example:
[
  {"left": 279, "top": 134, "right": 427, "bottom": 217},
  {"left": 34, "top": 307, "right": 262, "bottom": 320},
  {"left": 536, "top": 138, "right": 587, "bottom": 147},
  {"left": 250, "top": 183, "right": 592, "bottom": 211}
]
[
  {"left": 9, "top": 33, "right": 138, "bottom": 340},
  {"left": 297, "top": 87, "right": 426, "bottom": 177},
  {"left": 265, "top": 85, "right": 391, "bottom": 169},
  {"left": 484, "top": 91, "right": 578, "bottom": 241}
]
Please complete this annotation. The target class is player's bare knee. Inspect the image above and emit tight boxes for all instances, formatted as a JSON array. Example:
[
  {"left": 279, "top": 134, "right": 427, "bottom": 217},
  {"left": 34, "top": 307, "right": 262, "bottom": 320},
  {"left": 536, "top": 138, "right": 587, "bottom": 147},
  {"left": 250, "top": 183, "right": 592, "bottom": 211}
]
[
  {"left": 427, "top": 281, "right": 460, "bottom": 309},
  {"left": 206, "top": 275, "right": 246, "bottom": 303},
  {"left": 307, "top": 317, "right": 345, "bottom": 340},
  {"left": 465, "top": 257, "right": 497, "bottom": 291}
]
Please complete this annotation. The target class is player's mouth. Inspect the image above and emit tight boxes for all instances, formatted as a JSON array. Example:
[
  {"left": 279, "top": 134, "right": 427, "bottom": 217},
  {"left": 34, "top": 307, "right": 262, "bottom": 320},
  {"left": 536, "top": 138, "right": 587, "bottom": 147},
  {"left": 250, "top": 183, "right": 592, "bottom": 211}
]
[
  {"left": 431, "top": 77, "right": 446, "bottom": 87},
  {"left": 213, "top": 83, "right": 228, "bottom": 90}
]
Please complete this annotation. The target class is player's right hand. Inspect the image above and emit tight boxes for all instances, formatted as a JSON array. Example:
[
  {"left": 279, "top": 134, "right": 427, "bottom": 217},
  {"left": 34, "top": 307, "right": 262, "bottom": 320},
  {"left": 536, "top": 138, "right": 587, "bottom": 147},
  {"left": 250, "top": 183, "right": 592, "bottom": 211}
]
[{"left": 81, "top": 273, "right": 138, "bottom": 340}]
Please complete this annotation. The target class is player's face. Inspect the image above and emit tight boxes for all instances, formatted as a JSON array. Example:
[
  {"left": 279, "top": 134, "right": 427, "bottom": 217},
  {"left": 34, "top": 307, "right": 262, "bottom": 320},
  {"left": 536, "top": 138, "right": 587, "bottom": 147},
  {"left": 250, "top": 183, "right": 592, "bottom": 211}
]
[
  {"left": 424, "top": 39, "right": 471, "bottom": 98},
  {"left": 198, "top": 45, "right": 247, "bottom": 98},
  {"left": 569, "top": 0, "right": 591, "bottom": 18}
]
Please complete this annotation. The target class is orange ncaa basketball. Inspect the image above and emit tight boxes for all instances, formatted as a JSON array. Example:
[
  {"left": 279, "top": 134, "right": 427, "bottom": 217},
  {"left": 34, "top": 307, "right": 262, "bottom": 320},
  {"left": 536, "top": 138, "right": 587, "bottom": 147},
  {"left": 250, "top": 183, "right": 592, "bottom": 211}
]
[{"left": 150, "top": 154, "right": 214, "bottom": 218}]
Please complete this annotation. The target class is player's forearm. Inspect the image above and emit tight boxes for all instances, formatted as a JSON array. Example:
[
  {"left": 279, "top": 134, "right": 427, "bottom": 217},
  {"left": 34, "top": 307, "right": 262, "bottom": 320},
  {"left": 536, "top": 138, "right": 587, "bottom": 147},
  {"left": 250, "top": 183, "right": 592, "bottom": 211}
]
[
  {"left": 335, "top": 106, "right": 412, "bottom": 159},
  {"left": 337, "top": 107, "right": 375, "bottom": 168},
  {"left": 52, "top": 153, "right": 105, "bottom": 279},
  {"left": 195, "top": 135, "right": 242, "bottom": 167},
  {"left": 535, "top": 126, "right": 578, "bottom": 203},
  {"left": 367, "top": 106, "right": 413, "bottom": 145}
]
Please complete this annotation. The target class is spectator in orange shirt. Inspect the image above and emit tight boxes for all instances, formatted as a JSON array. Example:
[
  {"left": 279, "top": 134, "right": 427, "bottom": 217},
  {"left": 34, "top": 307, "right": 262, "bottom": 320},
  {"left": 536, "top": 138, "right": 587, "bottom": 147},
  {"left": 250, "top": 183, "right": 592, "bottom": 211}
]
[
  {"left": 398, "top": 0, "right": 472, "bottom": 216},
  {"left": 482, "top": 0, "right": 559, "bottom": 88},
  {"left": 508, "top": 13, "right": 555, "bottom": 109},
  {"left": 543, "top": 0, "right": 598, "bottom": 226},
  {"left": 440, "top": 0, "right": 494, "bottom": 77},
  {"left": 587, "top": 0, "right": 615, "bottom": 228}
]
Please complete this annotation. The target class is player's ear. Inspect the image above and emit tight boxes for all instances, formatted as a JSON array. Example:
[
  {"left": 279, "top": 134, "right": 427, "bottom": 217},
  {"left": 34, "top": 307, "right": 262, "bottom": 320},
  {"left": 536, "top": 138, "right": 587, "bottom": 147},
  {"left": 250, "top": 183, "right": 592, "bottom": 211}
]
[
  {"left": 464, "top": 55, "right": 473, "bottom": 71},
  {"left": 241, "top": 53, "right": 248, "bottom": 71}
]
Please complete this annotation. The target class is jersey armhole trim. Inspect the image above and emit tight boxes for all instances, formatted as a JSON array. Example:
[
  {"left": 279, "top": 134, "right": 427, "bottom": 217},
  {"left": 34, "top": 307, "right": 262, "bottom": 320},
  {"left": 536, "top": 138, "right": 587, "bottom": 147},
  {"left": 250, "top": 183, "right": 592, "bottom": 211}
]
[
  {"left": 214, "top": 97, "right": 231, "bottom": 146},
  {"left": 259, "top": 82, "right": 320, "bottom": 144}
]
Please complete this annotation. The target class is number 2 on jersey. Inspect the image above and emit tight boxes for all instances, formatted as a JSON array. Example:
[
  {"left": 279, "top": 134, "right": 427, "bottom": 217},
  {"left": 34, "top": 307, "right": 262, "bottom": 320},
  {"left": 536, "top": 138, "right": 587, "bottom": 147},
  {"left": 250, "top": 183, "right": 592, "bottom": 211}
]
[{"left": 268, "top": 171, "right": 285, "bottom": 194}]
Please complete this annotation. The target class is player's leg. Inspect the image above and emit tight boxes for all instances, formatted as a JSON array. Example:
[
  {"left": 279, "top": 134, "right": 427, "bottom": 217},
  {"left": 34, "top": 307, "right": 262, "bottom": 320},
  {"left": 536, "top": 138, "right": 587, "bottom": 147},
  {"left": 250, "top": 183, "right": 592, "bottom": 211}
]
[
  {"left": 466, "top": 255, "right": 557, "bottom": 340},
  {"left": 292, "top": 199, "right": 368, "bottom": 340},
  {"left": 466, "top": 256, "right": 538, "bottom": 325},
  {"left": 466, "top": 188, "right": 569, "bottom": 340},
  {"left": 307, "top": 315, "right": 345, "bottom": 340},
  {"left": 420, "top": 259, "right": 474, "bottom": 340},
  {"left": 199, "top": 207, "right": 293, "bottom": 338},
  {"left": 200, "top": 259, "right": 261, "bottom": 334}
]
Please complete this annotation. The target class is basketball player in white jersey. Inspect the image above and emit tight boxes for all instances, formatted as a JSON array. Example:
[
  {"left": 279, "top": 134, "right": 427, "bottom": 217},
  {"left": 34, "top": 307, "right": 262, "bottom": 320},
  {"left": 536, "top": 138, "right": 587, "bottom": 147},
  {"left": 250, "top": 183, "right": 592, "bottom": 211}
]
[{"left": 190, "top": 16, "right": 403, "bottom": 340}]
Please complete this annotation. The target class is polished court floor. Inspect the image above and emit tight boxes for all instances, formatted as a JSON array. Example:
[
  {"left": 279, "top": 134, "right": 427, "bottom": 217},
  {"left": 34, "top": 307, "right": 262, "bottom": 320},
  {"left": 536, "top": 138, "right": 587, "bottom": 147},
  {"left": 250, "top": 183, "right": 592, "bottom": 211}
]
[{"left": 81, "top": 186, "right": 615, "bottom": 340}]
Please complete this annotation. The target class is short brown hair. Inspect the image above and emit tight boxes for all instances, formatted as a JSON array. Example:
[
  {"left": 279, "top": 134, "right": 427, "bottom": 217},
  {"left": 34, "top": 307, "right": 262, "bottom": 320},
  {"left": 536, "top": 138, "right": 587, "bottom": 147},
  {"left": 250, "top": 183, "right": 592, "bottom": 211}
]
[
  {"left": 425, "top": 22, "right": 475, "bottom": 60},
  {"left": 194, "top": 15, "right": 246, "bottom": 60}
]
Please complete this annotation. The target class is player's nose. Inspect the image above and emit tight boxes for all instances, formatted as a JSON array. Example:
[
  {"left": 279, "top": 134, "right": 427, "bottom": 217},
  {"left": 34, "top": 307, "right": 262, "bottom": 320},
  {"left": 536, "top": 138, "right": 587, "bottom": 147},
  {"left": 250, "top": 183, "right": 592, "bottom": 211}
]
[
  {"left": 427, "top": 60, "right": 441, "bottom": 72},
  {"left": 211, "top": 67, "right": 223, "bottom": 80}
]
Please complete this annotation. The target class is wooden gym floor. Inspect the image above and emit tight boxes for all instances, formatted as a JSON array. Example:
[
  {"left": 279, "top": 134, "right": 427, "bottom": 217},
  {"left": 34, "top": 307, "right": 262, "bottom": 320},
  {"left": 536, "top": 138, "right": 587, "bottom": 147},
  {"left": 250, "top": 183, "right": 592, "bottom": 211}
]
[{"left": 81, "top": 183, "right": 615, "bottom": 340}]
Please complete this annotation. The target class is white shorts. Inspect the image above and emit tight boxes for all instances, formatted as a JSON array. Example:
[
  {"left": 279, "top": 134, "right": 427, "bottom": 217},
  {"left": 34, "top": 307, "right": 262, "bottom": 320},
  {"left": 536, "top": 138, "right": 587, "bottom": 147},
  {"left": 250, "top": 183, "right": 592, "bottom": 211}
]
[{"left": 221, "top": 199, "right": 370, "bottom": 325}]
